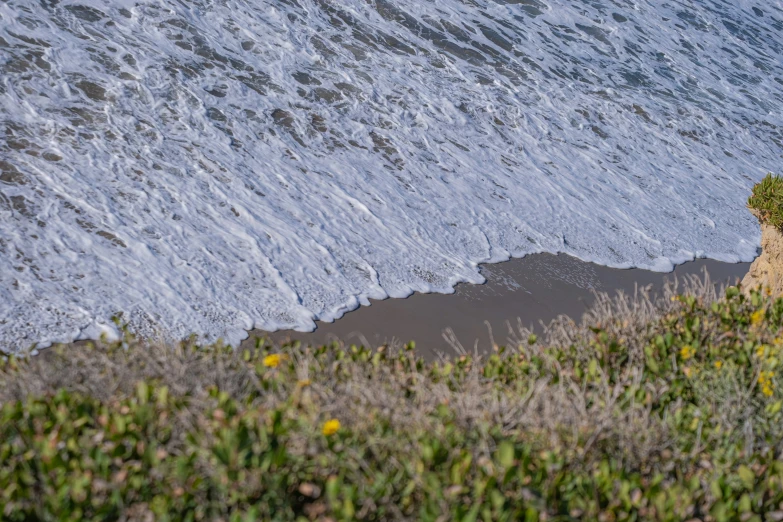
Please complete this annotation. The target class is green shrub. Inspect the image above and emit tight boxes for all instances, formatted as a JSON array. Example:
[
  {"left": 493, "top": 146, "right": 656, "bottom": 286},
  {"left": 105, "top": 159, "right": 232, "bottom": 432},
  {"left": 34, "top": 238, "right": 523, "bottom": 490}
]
[
  {"left": 748, "top": 173, "right": 783, "bottom": 228},
  {"left": 2, "top": 281, "right": 783, "bottom": 521}
]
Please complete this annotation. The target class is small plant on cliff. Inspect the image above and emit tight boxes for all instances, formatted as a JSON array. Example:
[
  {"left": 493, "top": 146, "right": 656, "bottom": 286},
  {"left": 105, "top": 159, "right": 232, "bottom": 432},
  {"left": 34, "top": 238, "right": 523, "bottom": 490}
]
[{"left": 748, "top": 173, "right": 783, "bottom": 228}]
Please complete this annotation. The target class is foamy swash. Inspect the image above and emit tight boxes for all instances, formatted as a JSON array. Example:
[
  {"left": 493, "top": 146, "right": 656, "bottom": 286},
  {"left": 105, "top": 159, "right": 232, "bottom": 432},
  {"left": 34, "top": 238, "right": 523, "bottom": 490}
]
[{"left": 0, "top": 0, "right": 779, "bottom": 348}]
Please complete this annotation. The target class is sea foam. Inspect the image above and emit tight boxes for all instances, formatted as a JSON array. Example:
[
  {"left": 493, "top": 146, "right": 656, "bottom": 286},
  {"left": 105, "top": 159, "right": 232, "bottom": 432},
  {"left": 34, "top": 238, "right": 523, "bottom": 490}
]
[{"left": 0, "top": 0, "right": 779, "bottom": 348}]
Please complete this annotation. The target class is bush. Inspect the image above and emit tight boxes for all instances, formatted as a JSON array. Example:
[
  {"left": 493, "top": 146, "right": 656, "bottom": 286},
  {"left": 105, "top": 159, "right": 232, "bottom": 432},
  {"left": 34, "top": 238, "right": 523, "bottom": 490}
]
[
  {"left": 2, "top": 279, "right": 783, "bottom": 521},
  {"left": 748, "top": 173, "right": 783, "bottom": 228}
]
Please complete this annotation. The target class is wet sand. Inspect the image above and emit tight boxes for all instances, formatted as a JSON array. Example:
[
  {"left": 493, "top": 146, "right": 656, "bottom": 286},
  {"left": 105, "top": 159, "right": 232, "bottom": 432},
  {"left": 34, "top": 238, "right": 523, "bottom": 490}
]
[{"left": 247, "top": 254, "right": 750, "bottom": 360}]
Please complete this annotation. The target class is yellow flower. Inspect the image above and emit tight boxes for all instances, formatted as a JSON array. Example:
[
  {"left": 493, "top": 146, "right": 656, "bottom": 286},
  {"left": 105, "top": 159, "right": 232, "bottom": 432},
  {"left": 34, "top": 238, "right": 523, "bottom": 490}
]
[
  {"left": 714, "top": 360, "right": 723, "bottom": 370},
  {"left": 751, "top": 310, "right": 765, "bottom": 326},
  {"left": 297, "top": 379, "right": 311, "bottom": 387},
  {"left": 322, "top": 419, "right": 341, "bottom": 436},
  {"left": 757, "top": 345, "right": 768, "bottom": 359},
  {"left": 759, "top": 372, "right": 776, "bottom": 397},
  {"left": 263, "top": 354, "right": 281, "bottom": 368},
  {"left": 682, "top": 366, "right": 693, "bottom": 378},
  {"left": 680, "top": 346, "right": 695, "bottom": 361}
]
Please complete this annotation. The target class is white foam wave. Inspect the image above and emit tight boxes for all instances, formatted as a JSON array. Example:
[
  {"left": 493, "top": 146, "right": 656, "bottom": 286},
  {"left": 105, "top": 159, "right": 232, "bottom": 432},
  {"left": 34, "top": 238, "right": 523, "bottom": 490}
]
[{"left": 0, "top": 0, "right": 778, "bottom": 348}]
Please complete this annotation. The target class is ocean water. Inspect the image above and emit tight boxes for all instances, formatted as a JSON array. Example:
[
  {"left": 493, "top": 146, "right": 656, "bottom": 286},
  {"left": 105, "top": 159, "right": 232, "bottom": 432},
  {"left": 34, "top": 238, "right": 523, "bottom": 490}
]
[{"left": 1, "top": 0, "right": 780, "bottom": 348}]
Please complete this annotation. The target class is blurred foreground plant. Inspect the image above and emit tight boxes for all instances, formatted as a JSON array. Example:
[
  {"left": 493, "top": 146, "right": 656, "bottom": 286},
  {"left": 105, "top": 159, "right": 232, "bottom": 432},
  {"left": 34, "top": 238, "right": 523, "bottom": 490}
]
[{"left": 2, "top": 276, "right": 783, "bottom": 521}]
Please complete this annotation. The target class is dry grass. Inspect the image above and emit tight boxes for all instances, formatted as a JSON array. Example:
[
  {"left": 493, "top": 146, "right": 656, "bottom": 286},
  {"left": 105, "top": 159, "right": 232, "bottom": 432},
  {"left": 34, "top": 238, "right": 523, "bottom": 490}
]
[{"left": 1, "top": 275, "right": 712, "bottom": 457}]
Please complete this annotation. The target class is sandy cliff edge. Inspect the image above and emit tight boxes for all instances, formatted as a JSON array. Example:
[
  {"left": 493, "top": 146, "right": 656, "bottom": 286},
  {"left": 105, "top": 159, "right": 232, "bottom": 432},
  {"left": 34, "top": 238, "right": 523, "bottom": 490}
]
[{"left": 742, "top": 210, "right": 783, "bottom": 295}]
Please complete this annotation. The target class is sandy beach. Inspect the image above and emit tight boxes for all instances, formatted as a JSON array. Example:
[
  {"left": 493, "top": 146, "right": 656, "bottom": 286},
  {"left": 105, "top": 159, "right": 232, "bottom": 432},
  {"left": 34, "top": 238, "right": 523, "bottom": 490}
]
[{"left": 249, "top": 254, "right": 750, "bottom": 359}]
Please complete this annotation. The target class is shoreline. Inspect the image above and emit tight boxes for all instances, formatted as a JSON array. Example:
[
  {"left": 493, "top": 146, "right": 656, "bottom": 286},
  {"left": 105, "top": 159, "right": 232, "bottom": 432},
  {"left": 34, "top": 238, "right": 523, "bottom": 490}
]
[{"left": 248, "top": 253, "right": 750, "bottom": 359}]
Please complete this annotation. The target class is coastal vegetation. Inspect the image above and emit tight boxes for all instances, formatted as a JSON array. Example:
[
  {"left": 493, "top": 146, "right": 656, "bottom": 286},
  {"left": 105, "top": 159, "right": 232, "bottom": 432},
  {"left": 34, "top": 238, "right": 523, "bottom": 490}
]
[
  {"left": 2, "top": 277, "right": 783, "bottom": 521},
  {"left": 747, "top": 173, "right": 783, "bottom": 229}
]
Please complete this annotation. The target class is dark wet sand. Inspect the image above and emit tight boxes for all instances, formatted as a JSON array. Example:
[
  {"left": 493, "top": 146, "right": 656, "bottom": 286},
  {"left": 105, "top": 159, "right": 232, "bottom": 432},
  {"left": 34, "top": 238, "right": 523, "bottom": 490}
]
[{"left": 246, "top": 254, "right": 750, "bottom": 360}]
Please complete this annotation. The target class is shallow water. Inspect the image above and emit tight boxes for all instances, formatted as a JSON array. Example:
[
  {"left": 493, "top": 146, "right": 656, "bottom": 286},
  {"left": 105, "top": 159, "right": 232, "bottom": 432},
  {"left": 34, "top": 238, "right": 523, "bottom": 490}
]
[{"left": 0, "top": 0, "right": 779, "bottom": 348}]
